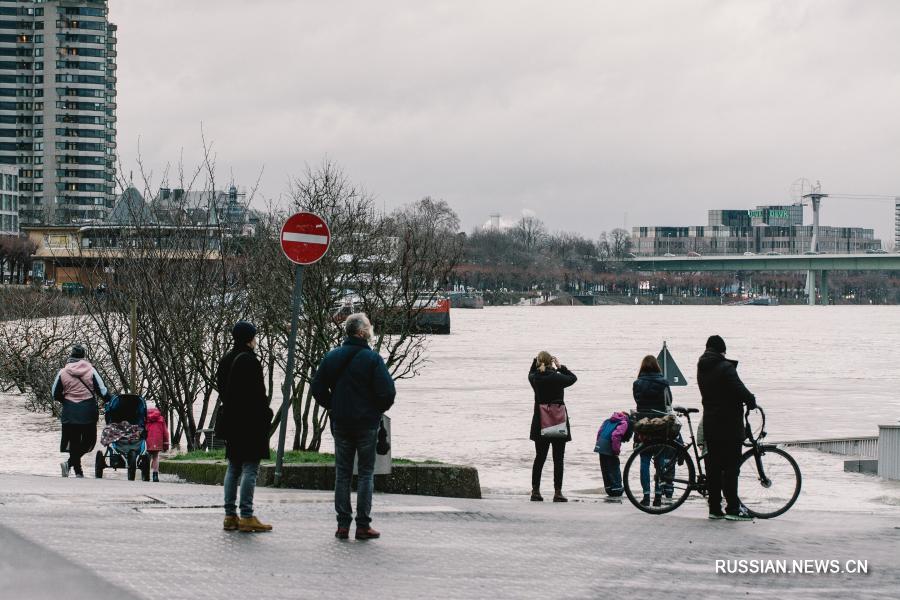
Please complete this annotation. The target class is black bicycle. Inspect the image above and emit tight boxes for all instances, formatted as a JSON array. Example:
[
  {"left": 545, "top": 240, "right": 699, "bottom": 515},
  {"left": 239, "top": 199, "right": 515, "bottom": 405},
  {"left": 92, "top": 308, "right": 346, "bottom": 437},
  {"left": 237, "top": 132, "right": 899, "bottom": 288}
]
[{"left": 622, "top": 405, "right": 801, "bottom": 518}]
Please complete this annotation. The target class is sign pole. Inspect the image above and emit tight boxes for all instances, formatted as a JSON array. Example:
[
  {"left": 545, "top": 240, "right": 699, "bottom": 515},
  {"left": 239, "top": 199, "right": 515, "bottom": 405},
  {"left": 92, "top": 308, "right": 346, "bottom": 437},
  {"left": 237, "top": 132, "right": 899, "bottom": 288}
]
[
  {"left": 274, "top": 263, "right": 304, "bottom": 487},
  {"left": 274, "top": 211, "right": 331, "bottom": 486}
]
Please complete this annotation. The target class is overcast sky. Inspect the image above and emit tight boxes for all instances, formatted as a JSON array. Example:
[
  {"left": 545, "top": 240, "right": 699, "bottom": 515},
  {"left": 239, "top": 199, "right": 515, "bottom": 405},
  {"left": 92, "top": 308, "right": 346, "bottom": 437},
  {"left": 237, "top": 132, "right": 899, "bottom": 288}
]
[{"left": 110, "top": 1, "right": 900, "bottom": 243}]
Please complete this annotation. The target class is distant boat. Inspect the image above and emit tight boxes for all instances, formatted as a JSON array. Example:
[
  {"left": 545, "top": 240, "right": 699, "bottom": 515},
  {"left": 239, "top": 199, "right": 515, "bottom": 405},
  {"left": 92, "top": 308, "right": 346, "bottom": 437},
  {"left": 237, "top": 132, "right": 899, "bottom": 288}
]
[
  {"left": 449, "top": 291, "right": 484, "bottom": 309},
  {"left": 746, "top": 296, "right": 779, "bottom": 306},
  {"left": 333, "top": 293, "right": 451, "bottom": 334}
]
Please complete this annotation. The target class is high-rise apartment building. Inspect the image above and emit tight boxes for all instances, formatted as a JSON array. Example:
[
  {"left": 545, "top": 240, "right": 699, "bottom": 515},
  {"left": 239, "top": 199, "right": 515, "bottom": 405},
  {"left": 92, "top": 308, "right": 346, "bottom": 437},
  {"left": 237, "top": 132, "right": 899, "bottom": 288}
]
[
  {"left": 0, "top": 163, "right": 17, "bottom": 233},
  {"left": 0, "top": 0, "right": 116, "bottom": 225},
  {"left": 895, "top": 197, "right": 899, "bottom": 250}
]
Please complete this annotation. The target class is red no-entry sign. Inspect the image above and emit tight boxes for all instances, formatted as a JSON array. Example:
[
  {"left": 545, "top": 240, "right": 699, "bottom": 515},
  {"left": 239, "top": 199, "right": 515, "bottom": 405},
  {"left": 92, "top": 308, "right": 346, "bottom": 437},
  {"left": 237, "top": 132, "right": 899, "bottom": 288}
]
[{"left": 280, "top": 212, "right": 331, "bottom": 265}]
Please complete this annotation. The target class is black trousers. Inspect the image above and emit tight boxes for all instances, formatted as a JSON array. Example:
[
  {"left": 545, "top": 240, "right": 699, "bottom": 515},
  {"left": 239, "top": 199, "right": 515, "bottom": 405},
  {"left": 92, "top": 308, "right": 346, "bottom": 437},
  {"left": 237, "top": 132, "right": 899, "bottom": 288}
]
[
  {"left": 704, "top": 438, "right": 743, "bottom": 514},
  {"left": 60, "top": 423, "right": 97, "bottom": 474},
  {"left": 532, "top": 439, "right": 566, "bottom": 490}
]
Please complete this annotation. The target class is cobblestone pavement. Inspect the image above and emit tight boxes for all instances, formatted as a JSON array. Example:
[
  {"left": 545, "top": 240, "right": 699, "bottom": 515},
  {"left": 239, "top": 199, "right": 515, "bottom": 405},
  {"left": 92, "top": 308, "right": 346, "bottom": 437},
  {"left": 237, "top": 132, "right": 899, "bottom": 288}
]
[{"left": 0, "top": 474, "right": 898, "bottom": 600}]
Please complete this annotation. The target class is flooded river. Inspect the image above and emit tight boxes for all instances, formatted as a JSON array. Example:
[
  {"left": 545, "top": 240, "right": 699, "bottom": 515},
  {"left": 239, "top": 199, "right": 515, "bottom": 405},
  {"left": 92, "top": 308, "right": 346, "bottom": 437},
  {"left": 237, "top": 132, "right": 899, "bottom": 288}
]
[{"left": 3, "top": 305, "right": 899, "bottom": 496}]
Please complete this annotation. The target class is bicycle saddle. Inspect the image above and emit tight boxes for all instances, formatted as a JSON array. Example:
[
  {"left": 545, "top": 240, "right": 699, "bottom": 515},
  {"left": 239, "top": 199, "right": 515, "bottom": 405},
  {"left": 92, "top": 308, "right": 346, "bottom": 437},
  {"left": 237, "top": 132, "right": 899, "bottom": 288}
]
[{"left": 673, "top": 406, "right": 699, "bottom": 415}]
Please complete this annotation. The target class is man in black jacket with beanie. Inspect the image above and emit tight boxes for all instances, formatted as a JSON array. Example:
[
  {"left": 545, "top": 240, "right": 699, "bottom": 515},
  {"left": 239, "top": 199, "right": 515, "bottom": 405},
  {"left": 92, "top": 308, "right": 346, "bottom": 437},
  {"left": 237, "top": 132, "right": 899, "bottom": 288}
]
[{"left": 697, "top": 335, "right": 756, "bottom": 521}]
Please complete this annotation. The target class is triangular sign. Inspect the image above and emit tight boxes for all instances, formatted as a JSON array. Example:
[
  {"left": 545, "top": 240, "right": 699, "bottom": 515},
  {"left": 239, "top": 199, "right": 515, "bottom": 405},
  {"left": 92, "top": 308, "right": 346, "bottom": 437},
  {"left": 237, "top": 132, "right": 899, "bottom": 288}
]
[{"left": 657, "top": 341, "right": 688, "bottom": 386}]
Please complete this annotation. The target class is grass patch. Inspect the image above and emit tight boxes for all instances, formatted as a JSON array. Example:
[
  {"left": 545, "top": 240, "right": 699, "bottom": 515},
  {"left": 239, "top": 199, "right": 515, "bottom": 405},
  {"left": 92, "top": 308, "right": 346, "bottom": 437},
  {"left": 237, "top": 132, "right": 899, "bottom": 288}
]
[{"left": 169, "top": 449, "right": 429, "bottom": 465}]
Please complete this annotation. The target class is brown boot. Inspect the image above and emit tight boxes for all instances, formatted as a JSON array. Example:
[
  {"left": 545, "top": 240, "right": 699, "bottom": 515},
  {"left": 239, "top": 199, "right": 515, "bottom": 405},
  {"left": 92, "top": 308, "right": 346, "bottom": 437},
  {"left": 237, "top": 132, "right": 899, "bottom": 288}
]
[
  {"left": 530, "top": 489, "right": 543, "bottom": 502},
  {"left": 553, "top": 490, "right": 568, "bottom": 502},
  {"left": 239, "top": 516, "right": 273, "bottom": 533},
  {"left": 223, "top": 515, "right": 239, "bottom": 531},
  {"left": 355, "top": 527, "right": 381, "bottom": 540}
]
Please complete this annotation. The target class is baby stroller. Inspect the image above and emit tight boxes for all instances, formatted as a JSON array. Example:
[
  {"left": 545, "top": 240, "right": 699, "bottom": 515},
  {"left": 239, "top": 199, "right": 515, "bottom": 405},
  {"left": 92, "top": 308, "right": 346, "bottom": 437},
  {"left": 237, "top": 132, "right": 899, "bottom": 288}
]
[{"left": 95, "top": 393, "right": 151, "bottom": 481}]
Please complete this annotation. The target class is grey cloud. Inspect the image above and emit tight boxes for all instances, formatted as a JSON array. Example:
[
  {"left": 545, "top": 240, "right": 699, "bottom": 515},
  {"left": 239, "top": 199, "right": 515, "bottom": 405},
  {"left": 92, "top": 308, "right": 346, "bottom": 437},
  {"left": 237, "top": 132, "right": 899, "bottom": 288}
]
[{"left": 112, "top": 0, "right": 900, "bottom": 240}]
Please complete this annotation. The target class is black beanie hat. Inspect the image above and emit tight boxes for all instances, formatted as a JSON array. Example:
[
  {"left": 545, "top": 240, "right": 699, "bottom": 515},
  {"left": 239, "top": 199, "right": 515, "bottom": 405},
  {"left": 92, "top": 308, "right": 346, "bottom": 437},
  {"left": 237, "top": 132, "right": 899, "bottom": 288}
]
[
  {"left": 706, "top": 335, "right": 726, "bottom": 354},
  {"left": 232, "top": 321, "right": 257, "bottom": 345},
  {"left": 70, "top": 344, "right": 86, "bottom": 359}
]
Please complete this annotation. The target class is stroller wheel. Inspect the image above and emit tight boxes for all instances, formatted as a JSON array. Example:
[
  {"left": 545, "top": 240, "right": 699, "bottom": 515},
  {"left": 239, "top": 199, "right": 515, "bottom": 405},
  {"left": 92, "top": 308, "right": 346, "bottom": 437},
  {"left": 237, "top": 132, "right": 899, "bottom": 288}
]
[{"left": 94, "top": 450, "right": 105, "bottom": 479}]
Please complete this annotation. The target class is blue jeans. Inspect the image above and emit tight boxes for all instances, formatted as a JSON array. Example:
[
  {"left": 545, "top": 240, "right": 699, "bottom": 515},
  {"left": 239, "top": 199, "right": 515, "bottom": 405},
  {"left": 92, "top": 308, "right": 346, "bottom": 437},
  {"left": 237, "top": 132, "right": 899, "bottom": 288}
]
[
  {"left": 598, "top": 454, "right": 623, "bottom": 496},
  {"left": 224, "top": 460, "right": 260, "bottom": 518},
  {"left": 332, "top": 422, "right": 378, "bottom": 529},
  {"left": 639, "top": 448, "right": 675, "bottom": 498}
]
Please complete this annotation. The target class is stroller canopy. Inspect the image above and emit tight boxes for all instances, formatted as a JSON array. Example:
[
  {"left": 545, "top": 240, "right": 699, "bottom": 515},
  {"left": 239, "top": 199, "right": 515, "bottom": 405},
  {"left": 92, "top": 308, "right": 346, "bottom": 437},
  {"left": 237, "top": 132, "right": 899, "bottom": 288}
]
[{"left": 104, "top": 394, "right": 147, "bottom": 428}]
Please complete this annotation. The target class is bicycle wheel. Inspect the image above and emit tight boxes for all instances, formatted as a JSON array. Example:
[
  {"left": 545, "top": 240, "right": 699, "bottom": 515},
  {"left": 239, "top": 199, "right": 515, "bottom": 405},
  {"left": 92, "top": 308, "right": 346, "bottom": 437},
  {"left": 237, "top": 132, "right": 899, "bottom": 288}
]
[
  {"left": 623, "top": 441, "right": 695, "bottom": 515},
  {"left": 738, "top": 446, "right": 801, "bottom": 518}
]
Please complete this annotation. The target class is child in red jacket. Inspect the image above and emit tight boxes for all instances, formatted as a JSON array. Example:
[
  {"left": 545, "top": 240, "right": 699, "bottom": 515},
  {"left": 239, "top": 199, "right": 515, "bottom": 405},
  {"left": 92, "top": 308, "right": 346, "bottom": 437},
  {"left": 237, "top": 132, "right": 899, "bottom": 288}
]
[{"left": 145, "top": 407, "right": 170, "bottom": 482}]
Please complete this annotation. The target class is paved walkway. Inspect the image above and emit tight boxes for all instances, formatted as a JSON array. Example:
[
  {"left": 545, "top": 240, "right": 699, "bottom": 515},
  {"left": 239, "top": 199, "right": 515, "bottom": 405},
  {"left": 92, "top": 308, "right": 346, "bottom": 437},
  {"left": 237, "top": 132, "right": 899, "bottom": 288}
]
[{"left": 0, "top": 473, "right": 898, "bottom": 599}]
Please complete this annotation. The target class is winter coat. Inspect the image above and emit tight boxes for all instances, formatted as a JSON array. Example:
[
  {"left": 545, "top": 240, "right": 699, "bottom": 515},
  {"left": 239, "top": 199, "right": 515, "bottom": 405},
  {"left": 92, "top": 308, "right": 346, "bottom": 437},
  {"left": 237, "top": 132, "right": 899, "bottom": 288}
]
[
  {"left": 51, "top": 359, "right": 109, "bottom": 425},
  {"left": 311, "top": 336, "right": 396, "bottom": 430},
  {"left": 528, "top": 360, "right": 577, "bottom": 442},
  {"left": 216, "top": 346, "right": 272, "bottom": 462},
  {"left": 145, "top": 408, "right": 169, "bottom": 452},
  {"left": 632, "top": 372, "right": 672, "bottom": 417},
  {"left": 697, "top": 350, "right": 756, "bottom": 442},
  {"left": 594, "top": 411, "right": 632, "bottom": 455}
]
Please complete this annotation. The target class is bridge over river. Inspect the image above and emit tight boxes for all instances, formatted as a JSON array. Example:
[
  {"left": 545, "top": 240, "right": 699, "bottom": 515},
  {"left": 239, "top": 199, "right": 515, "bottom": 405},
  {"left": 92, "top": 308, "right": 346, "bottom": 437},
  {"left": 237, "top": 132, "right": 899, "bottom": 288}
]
[{"left": 625, "top": 253, "right": 900, "bottom": 305}]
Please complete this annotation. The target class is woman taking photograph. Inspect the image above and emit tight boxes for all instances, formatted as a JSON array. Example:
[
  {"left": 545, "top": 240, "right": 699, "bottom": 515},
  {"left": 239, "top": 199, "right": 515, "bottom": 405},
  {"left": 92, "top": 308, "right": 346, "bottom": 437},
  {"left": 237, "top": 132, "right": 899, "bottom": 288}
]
[{"left": 528, "top": 351, "right": 577, "bottom": 502}]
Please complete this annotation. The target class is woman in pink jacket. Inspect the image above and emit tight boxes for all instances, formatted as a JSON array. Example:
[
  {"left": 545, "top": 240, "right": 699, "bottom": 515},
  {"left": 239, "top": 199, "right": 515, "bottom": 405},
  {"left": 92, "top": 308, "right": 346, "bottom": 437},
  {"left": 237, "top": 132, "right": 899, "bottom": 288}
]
[{"left": 145, "top": 407, "right": 169, "bottom": 482}]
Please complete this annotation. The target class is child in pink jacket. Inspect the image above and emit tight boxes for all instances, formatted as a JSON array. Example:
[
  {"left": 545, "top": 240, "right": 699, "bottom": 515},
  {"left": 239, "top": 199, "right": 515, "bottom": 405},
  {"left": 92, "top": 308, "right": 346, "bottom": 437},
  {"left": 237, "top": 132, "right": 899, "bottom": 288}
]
[
  {"left": 593, "top": 411, "right": 632, "bottom": 497},
  {"left": 145, "top": 407, "right": 170, "bottom": 482}
]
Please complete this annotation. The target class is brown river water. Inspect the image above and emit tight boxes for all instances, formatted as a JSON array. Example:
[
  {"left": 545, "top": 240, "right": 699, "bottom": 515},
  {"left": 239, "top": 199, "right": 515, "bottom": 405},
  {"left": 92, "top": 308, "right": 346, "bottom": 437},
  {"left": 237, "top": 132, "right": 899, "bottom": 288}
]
[{"left": 3, "top": 306, "right": 899, "bottom": 504}]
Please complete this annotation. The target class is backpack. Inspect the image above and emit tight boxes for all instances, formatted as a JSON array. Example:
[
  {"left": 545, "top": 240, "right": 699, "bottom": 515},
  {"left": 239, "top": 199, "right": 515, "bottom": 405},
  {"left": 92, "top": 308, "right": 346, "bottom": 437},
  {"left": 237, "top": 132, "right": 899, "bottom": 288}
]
[{"left": 594, "top": 418, "right": 617, "bottom": 454}]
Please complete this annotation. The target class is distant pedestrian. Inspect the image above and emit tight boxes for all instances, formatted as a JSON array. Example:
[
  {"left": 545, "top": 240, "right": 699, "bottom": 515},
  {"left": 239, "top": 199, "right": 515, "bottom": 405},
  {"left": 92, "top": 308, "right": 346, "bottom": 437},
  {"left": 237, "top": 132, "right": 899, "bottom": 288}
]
[
  {"left": 216, "top": 321, "right": 273, "bottom": 533},
  {"left": 528, "top": 351, "right": 577, "bottom": 502},
  {"left": 632, "top": 355, "right": 674, "bottom": 507},
  {"left": 145, "top": 407, "right": 169, "bottom": 482},
  {"left": 697, "top": 335, "right": 756, "bottom": 522},
  {"left": 593, "top": 411, "right": 632, "bottom": 497},
  {"left": 312, "top": 313, "right": 396, "bottom": 540},
  {"left": 52, "top": 344, "right": 109, "bottom": 478}
]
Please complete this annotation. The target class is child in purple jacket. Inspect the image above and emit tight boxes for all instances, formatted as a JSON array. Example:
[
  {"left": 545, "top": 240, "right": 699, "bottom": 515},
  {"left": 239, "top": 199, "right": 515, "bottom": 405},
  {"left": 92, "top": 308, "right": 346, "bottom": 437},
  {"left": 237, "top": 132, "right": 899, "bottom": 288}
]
[{"left": 594, "top": 411, "right": 632, "bottom": 496}]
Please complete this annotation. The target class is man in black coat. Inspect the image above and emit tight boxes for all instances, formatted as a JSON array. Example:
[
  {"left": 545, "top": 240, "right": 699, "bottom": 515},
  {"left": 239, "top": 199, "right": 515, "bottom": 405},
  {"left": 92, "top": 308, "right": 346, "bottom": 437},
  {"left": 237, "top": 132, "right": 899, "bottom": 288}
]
[
  {"left": 312, "top": 312, "right": 395, "bottom": 541},
  {"left": 216, "top": 321, "right": 273, "bottom": 533},
  {"left": 697, "top": 335, "right": 756, "bottom": 521}
]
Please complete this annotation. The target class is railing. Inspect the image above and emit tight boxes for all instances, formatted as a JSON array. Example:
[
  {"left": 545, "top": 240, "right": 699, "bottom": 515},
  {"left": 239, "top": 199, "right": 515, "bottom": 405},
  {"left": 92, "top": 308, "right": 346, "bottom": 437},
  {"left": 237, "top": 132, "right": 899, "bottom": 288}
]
[{"left": 775, "top": 436, "right": 879, "bottom": 459}]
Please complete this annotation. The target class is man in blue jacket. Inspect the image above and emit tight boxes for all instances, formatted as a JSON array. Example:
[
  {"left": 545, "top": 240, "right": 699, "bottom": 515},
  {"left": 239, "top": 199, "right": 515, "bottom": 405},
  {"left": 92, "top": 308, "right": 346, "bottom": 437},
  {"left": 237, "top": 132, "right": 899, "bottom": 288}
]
[{"left": 312, "top": 313, "right": 396, "bottom": 541}]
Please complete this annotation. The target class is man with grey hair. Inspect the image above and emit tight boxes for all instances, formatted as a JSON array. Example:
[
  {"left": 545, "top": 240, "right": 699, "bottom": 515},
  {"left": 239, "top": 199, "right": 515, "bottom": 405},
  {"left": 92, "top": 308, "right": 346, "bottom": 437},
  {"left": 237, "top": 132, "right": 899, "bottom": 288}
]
[{"left": 312, "top": 313, "right": 396, "bottom": 540}]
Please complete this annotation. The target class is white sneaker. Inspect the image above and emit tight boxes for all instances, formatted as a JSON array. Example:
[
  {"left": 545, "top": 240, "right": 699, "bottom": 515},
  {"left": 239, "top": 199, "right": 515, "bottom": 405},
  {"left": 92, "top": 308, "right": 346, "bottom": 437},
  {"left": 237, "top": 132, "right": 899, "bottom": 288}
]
[{"left": 60, "top": 461, "right": 70, "bottom": 477}]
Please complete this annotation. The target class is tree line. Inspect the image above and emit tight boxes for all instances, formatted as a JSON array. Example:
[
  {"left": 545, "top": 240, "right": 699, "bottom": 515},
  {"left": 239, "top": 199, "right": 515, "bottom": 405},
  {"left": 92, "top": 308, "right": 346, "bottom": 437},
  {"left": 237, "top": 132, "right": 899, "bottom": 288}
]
[{"left": 0, "top": 157, "right": 462, "bottom": 453}]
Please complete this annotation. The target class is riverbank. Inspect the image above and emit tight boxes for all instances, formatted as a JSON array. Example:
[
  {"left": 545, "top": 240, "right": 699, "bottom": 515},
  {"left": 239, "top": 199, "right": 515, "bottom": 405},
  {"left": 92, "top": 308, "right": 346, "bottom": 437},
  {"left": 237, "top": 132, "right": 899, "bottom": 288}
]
[{"left": 1, "top": 473, "right": 897, "bottom": 599}]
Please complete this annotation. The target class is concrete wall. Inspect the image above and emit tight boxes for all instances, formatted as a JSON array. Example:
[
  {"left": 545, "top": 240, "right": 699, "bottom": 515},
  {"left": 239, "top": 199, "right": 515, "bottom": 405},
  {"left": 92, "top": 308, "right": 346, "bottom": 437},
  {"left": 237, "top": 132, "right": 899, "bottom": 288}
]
[
  {"left": 160, "top": 460, "right": 482, "bottom": 499},
  {"left": 876, "top": 425, "right": 900, "bottom": 481}
]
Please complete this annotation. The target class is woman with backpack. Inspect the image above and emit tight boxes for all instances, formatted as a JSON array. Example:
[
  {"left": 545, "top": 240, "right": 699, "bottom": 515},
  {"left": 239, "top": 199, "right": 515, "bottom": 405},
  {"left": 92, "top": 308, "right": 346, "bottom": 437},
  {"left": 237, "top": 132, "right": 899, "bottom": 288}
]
[
  {"left": 632, "top": 355, "right": 674, "bottom": 507},
  {"left": 528, "top": 351, "right": 577, "bottom": 502}
]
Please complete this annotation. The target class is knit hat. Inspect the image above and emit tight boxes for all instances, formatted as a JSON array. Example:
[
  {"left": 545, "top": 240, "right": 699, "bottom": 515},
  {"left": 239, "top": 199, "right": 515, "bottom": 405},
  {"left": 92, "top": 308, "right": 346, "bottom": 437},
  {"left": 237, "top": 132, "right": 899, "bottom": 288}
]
[
  {"left": 70, "top": 344, "right": 86, "bottom": 359},
  {"left": 232, "top": 321, "right": 257, "bottom": 345},
  {"left": 705, "top": 335, "right": 726, "bottom": 354}
]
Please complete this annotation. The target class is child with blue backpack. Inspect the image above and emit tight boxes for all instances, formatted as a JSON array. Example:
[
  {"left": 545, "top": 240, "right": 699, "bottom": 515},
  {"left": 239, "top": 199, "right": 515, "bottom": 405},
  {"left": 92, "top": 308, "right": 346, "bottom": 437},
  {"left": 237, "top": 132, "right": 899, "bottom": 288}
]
[{"left": 594, "top": 411, "right": 632, "bottom": 496}]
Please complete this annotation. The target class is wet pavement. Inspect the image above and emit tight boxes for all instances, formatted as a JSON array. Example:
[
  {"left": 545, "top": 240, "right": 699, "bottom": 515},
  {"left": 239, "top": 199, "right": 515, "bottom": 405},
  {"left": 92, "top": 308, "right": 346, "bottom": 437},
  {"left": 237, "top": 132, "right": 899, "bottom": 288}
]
[{"left": 0, "top": 472, "right": 898, "bottom": 599}]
